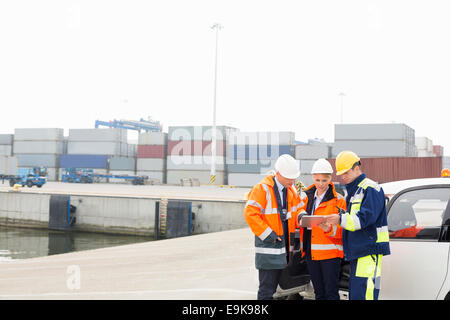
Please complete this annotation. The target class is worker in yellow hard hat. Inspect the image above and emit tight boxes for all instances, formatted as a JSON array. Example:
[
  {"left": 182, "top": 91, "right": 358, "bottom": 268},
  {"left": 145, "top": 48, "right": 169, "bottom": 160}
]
[
  {"left": 325, "top": 151, "right": 390, "bottom": 300},
  {"left": 442, "top": 168, "right": 450, "bottom": 177}
]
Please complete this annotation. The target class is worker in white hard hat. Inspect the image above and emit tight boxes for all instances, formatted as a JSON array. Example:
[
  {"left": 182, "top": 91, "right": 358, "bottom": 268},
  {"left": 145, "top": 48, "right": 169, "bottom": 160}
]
[
  {"left": 297, "top": 158, "right": 346, "bottom": 299},
  {"left": 244, "top": 154, "right": 302, "bottom": 300}
]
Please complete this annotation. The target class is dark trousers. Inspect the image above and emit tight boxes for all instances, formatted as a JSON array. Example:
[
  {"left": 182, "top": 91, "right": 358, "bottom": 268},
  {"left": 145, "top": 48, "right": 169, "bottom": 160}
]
[
  {"left": 258, "top": 269, "right": 282, "bottom": 300},
  {"left": 306, "top": 256, "right": 341, "bottom": 300}
]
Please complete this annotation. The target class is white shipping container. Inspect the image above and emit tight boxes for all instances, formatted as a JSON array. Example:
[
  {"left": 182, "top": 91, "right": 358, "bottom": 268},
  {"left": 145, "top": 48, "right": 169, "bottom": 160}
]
[
  {"left": 167, "top": 170, "right": 225, "bottom": 185},
  {"left": 167, "top": 155, "right": 225, "bottom": 171},
  {"left": 417, "top": 150, "right": 435, "bottom": 157},
  {"left": 415, "top": 137, "right": 433, "bottom": 152},
  {"left": 14, "top": 128, "right": 64, "bottom": 141},
  {"left": 67, "top": 141, "right": 125, "bottom": 156},
  {"left": 13, "top": 141, "right": 64, "bottom": 154},
  {"left": 334, "top": 123, "right": 412, "bottom": 141},
  {"left": 0, "top": 156, "right": 17, "bottom": 175},
  {"left": 137, "top": 158, "right": 166, "bottom": 171},
  {"left": 295, "top": 144, "right": 330, "bottom": 160},
  {"left": 331, "top": 140, "right": 413, "bottom": 158},
  {"left": 0, "top": 134, "right": 13, "bottom": 145},
  {"left": 226, "top": 131, "right": 295, "bottom": 146},
  {"left": 299, "top": 159, "right": 316, "bottom": 174},
  {"left": 228, "top": 172, "right": 265, "bottom": 187},
  {"left": 0, "top": 145, "right": 12, "bottom": 156},
  {"left": 138, "top": 132, "right": 168, "bottom": 145},
  {"left": 68, "top": 128, "right": 127, "bottom": 143}
]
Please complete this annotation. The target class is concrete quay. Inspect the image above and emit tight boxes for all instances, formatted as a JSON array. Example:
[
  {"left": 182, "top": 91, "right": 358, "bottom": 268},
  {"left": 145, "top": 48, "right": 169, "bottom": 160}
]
[
  {"left": 0, "top": 227, "right": 258, "bottom": 300},
  {"left": 0, "top": 182, "right": 251, "bottom": 236}
]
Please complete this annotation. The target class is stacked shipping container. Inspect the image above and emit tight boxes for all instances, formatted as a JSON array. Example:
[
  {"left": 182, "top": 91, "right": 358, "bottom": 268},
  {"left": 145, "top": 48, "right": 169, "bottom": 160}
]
[
  {"left": 327, "top": 157, "right": 442, "bottom": 185},
  {"left": 136, "top": 131, "right": 168, "bottom": 184},
  {"left": 416, "top": 137, "right": 435, "bottom": 157},
  {"left": 294, "top": 142, "right": 331, "bottom": 187},
  {"left": 332, "top": 123, "right": 417, "bottom": 157},
  {"left": 0, "top": 134, "right": 13, "bottom": 156},
  {"left": 167, "top": 126, "right": 236, "bottom": 185},
  {"left": 226, "top": 131, "right": 296, "bottom": 187},
  {"left": 13, "top": 128, "right": 64, "bottom": 181}
]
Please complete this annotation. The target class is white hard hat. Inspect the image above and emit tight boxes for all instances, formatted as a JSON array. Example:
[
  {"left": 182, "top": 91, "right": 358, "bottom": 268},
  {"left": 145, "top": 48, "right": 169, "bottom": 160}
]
[
  {"left": 311, "top": 158, "right": 333, "bottom": 174},
  {"left": 275, "top": 154, "right": 300, "bottom": 179}
]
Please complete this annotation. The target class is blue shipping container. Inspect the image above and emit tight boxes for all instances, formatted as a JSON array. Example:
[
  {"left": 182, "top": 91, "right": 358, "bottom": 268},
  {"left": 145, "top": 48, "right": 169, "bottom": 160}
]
[{"left": 60, "top": 154, "right": 110, "bottom": 169}]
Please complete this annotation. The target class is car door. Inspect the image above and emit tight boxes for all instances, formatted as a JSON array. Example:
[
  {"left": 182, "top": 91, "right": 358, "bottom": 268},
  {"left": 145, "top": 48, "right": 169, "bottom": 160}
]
[{"left": 381, "top": 185, "right": 450, "bottom": 299}]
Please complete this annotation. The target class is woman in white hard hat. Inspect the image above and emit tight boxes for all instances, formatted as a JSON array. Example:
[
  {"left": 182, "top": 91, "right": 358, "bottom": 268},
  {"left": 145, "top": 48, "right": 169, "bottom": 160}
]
[{"left": 298, "top": 158, "right": 347, "bottom": 300}]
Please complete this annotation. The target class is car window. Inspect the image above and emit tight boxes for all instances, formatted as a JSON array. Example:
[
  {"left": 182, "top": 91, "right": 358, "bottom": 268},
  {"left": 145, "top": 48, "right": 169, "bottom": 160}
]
[{"left": 388, "top": 187, "right": 450, "bottom": 240}]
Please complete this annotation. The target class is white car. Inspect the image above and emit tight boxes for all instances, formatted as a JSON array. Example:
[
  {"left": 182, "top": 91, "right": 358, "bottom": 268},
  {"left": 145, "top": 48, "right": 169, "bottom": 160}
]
[{"left": 275, "top": 177, "right": 450, "bottom": 300}]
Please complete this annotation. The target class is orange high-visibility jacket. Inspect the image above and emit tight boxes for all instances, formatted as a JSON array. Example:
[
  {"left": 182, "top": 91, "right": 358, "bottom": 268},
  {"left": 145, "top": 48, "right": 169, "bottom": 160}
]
[
  {"left": 299, "top": 182, "right": 346, "bottom": 260},
  {"left": 244, "top": 174, "right": 303, "bottom": 270}
]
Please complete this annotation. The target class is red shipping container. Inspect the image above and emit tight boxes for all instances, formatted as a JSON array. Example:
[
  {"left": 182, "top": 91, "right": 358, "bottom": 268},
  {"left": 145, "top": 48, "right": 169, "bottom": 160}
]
[
  {"left": 433, "top": 145, "right": 443, "bottom": 157},
  {"left": 327, "top": 157, "right": 442, "bottom": 185},
  {"left": 137, "top": 145, "right": 166, "bottom": 158},
  {"left": 168, "top": 140, "right": 225, "bottom": 156}
]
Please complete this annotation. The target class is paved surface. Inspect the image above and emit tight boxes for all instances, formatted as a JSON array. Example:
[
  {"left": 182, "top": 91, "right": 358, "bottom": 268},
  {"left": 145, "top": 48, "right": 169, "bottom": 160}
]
[
  {"left": 0, "top": 228, "right": 258, "bottom": 300},
  {"left": 0, "top": 182, "right": 250, "bottom": 202}
]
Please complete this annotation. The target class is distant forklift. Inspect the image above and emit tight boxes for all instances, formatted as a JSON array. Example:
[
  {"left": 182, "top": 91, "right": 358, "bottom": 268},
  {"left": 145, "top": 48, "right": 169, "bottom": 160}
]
[{"left": 0, "top": 166, "right": 47, "bottom": 188}]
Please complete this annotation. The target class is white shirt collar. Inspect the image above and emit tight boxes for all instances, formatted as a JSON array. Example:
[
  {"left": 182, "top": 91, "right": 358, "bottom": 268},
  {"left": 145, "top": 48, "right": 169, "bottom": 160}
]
[{"left": 274, "top": 176, "right": 285, "bottom": 192}]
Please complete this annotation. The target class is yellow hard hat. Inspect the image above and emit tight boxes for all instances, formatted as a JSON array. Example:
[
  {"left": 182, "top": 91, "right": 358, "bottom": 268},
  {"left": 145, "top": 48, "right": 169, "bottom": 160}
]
[
  {"left": 442, "top": 168, "right": 450, "bottom": 177},
  {"left": 336, "top": 151, "right": 360, "bottom": 176}
]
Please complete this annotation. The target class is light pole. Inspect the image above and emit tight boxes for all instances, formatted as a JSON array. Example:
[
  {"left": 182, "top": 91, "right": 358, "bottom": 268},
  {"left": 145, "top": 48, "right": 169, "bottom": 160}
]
[
  {"left": 339, "top": 92, "right": 346, "bottom": 124},
  {"left": 210, "top": 23, "right": 223, "bottom": 184}
]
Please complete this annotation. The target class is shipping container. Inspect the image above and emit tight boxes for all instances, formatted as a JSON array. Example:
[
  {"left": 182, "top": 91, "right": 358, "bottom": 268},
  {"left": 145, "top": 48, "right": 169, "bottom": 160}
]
[
  {"left": 67, "top": 141, "right": 127, "bottom": 156},
  {"left": 60, "top": 154, "right": 110, "bottom": 169},
  {"left": 109, "top": 157, "right": 136, "bottom": 171},
  {"left": 334, "top": 123, "right": 414, "bottom": 141},
  {"left": 13, "top": 141, "right": 64, "bottom": 154},
  {"left": 68, "top": 128, "right": 127, "bottom": 143},
  {"left": 14, "top": 128, "right": 64, "bottom": 141},
  {"left": 227, "top": 131, "right": 295, "bottom": 146},
  {"left": 0, "top": 156, "right": 17, "bottom": 175},
  {"left": 167, "top": 169, "right": 225, "bottom": 185},
  {"left": 168, "top": 140, "right": 225, "bottom": 156},
  {"left": 226, "top": 145, "right": 294, "bottom": 161},
  {"left": 168, "top": 125, "right": 236, "bottom": 142},
  {"left": 331, "top": 140, "right": 416, "bottom": 158},
  {"left": 167, "top": 155, "right": 225, "bottom": 171},
  {"left": 136, "top": 158, "right": 166, "bottom": 171},
  {"left": 299, "top": 159, "right": 316, "bottom": 174},
  {"left": 0, "top": 134, "right": 13, "bottom": 145},
  {"left": 226, "top": 163, "right": 262, "bottom": 174},
  {"left": 327, "top": 156, "right": 442, "bottom": 184},
  {"left": 0, "top": 145, "right": 12, "bottom": 156},
  {"left": 298, "top": 174, "right": 314, "bottom": 188},
  {"left": 137, "top": 145, "right": 166, "bottom": 159},
  {"left": 415, "top": 137, "right": 433, "bottom": 152},
  {"left": 295, "top": 144, "right": 331, "bottom": 160},
  {"left": 443, "top": 156, "right": 450, "bottom": 169},
  {"left": 138, "top": 132, "right": 168, "bottom": 145},
  {"left": 433, "top": 145, "right": 444, "bottom": 157},
  {"left": 228, "top": 172, "right": 265, "bottom": 187},
  {"left": 17, "top": 154, "right": 60, "bottom": 167}
]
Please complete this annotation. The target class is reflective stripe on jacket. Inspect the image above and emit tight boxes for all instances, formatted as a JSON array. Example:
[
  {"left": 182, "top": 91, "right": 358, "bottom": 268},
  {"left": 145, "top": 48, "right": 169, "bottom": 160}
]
[
  {"left": 341, "top": 174, "right": 391, "bottom": 261},
  {"left": 244, "top": 174, "right": 301, "bottom": 270},
  {"left": 299, "top": 182, "right": 346, "bottom": 260}
]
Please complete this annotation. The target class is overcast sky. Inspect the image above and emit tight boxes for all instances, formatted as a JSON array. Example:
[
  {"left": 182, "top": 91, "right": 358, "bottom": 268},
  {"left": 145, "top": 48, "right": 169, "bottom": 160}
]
[{"left": 0, "top": 1, "right": 448, "bottom": 155}]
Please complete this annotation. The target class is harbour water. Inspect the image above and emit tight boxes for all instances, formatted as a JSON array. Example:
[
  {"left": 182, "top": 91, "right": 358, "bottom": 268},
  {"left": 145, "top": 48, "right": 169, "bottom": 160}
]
[{"left": 0, "top": 226, "right": 153, "bottom": 261}]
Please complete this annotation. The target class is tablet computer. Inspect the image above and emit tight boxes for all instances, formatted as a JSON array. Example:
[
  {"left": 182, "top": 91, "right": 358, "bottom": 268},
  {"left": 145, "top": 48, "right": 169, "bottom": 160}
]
[{"left": 299, "top": 215, "right": 327, "bottom": 228}]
